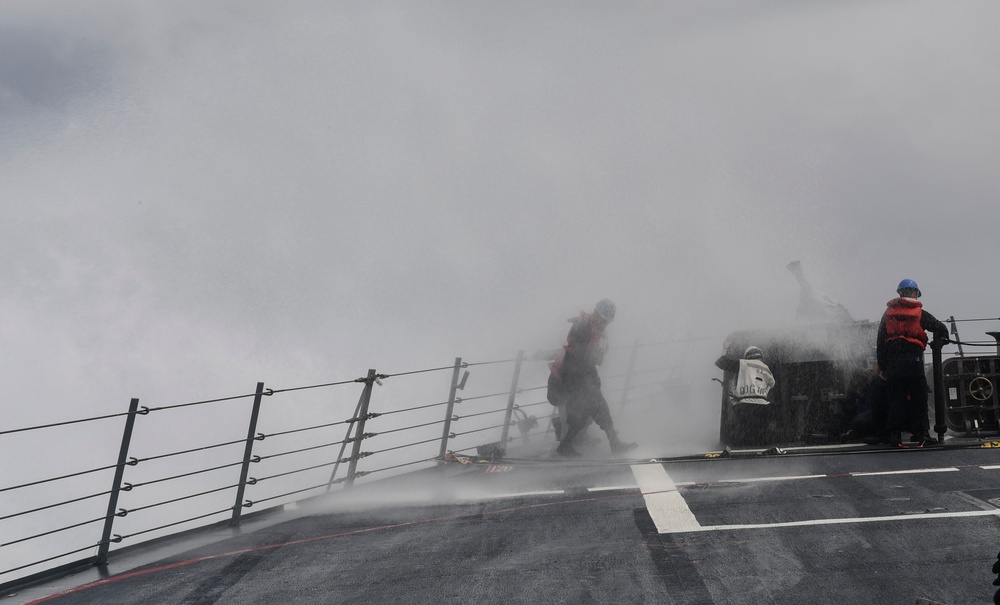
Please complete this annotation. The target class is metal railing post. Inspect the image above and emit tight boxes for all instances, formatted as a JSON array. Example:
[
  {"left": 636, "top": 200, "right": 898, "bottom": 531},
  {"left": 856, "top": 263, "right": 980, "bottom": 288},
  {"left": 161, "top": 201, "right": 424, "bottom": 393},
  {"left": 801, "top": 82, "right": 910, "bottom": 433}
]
[
  {"left": 948, "top": 316, "right": 965, "bottom": 357},
  {"left": 96, "top": 397, "right": 141, "bottom": 566},
  {"left": 438, "top": 358, "right": 464, "bottom": 459},
  {"left": 932, "top": 338, "right": 947, "bottom": 443},
  {"left": 345, "top": 369, "right": 377, "bottom": 489},
  {"left": 230, "top": 382, "right": 265, "bottom": 527},
  {"left": 326, "top": 388, "right": 367, "bottom": 492},
  {"left": 499, "top": 351, "right": 525, "bottom": 449},
  {"left": 987, "top": 332, "right": 1000, "bottom": 357},
  {"left": 618, "top": 339, "right": 640, "bottom": 412}
]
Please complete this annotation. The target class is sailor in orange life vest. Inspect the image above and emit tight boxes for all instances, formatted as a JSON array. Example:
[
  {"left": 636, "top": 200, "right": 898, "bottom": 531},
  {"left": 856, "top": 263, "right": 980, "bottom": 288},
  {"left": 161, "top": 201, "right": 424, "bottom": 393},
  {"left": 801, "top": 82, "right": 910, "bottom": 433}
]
[
  {"left": 876, "top": 278, "right": 949, "bottom": 448},
  {"left": 714, "top": 345, "right": 775, "bottom": 446},
  {"left": 547, "top": 299, "right": 637, "bottom": 457}
]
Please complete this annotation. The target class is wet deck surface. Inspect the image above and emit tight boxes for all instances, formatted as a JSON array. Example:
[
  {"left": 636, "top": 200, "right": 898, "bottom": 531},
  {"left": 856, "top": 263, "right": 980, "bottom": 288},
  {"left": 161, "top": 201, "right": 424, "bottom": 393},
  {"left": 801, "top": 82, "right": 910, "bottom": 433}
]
[{"left": 11, "top": 444, "right": 1000, "bottom": 605}]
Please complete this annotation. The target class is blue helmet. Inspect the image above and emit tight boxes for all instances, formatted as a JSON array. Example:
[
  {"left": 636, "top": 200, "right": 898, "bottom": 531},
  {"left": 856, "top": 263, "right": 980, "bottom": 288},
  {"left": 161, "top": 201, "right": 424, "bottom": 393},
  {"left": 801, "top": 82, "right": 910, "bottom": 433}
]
[{"left": 897, "top": 279, "right": 921, "bottom": 297}]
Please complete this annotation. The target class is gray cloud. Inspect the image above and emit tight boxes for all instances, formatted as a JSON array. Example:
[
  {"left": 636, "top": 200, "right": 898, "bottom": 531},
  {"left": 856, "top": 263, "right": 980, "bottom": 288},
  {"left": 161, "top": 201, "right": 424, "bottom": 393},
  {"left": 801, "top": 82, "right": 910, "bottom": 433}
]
[{"left": 2, "top": 1, "right": 999, "bottom": 428}]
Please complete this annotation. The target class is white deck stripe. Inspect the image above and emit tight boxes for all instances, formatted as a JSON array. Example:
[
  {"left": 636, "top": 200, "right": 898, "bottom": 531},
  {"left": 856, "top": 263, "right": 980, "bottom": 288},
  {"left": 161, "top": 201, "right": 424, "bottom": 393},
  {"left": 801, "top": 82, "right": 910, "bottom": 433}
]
[
  {"left": 684, "top": 509, "right": 1000, "bottom": 533},
  {"left": 631, "top": 463, "right": 701, "bottom": 533},
  {"left": 673, "top": 474, "right": 828, "bottom": 486},
  {"left": 587, "top": 485, "right": 638, "bottom": 492},
  {"left": 673, "top": 468, "right": 960, "bottom": 487},
  {"left": 981, "top": 465, "right": 1000, "bottom": 470},
  {"left": 491, "top": 489, "right": 566, "bottom": 499},
  {"left": 850, "top": 467, "right": 958, "bottom": 477},
  {"left": 627, "top": 462, "right": 996, "bottom": 535}
]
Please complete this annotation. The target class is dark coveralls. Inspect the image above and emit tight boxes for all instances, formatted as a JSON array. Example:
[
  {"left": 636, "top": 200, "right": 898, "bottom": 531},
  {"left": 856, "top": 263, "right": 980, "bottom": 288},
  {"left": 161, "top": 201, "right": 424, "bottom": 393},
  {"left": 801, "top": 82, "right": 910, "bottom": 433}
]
[
  {"left": 714, "top": 354, "right": 772, "bottom": 446},
  {"left": 549, "top": 313, "right": 623, "bottom": 454},
  {"left": 876, "top": 298, "right": 948, "bottom": 439}
]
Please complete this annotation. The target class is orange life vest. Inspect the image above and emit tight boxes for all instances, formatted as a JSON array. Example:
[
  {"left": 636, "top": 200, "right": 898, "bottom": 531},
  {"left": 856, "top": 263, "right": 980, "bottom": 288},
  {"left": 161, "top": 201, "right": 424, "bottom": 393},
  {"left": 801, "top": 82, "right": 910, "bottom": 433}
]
[{"left": 884, "top": 297, "right": 928, "bottom": 347}]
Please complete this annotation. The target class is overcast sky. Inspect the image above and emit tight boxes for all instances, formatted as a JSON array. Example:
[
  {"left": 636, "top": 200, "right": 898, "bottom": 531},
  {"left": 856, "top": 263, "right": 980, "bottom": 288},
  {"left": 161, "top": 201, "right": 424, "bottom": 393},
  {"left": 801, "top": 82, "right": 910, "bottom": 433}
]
[{"left": 3, "top": 1, "right": 999, "bottom": 428}]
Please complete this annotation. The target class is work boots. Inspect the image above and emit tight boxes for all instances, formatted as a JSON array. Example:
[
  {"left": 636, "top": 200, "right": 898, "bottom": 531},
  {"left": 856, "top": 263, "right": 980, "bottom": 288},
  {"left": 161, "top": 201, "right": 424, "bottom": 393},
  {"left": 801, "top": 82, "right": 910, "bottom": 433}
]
[
  {"left": 610, "top": 440, "right": 638, "bottom": 454},
  {"left": 607, "top": 430, "right": 638, "bottom": 455},
  {"left": 862, "top": 432, "right": 889, "bottom": 445},
  {"left": 555, "top": 441, "right": 582, "bottom": 458}
]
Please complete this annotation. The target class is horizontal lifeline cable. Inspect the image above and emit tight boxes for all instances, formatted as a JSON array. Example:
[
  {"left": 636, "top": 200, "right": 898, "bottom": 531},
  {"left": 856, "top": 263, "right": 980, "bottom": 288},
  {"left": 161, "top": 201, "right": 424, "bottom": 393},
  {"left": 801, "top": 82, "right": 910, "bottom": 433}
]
[
  {"left": 2, "top": 514, "right": 107, "bottom": 548},
  {"left": 376, "top": 399, "right": 450, "bottom": 416},
  {"left": 252, "top": 461, "right": 339, "bottom": 483},
  {"left": 122, "top": 484, "right": 241, "bottom": 515},
  {"left": 516, "top": 400, "right": 549, "bottom": 409},
  {"left": 125, "top": 460, "right": 248, "bottom": 489},
  {"left": 451, "top": 423, "right": 508, "bottom": 437},
  {"left": 117, "top": 507, "right": 234, "bottom": 542},
  {"left": 379, "top": 364, "right": 465, "bottom": 378},
  {"left": 516, "top": 428, "right": 553, "bottom": 440},
  {"left": 361, "top": 455, "right": 438, "bottom": 475},
  {"left": 455, "top": 390, "right": 508, "bottom": 402},
  {"left": 255, "top": 440, "right": 352, "bottom": 460},
  {"left": 260, "top": 417, "right": 358, "bottom": 439},
  {"left": 0, "top": 409, "right": 141, "bottom": 437},
  {"left": 453, "top": 407, "right": 508, "bottom": 420},
  {"left": 0, "top": 389, "right": 266, "bottom": 437},
  {"left": 365, "top": 436, "right": 440, "bottom": 455},
  {"left": 1, "top": 462, "right": 122, "bottom": 494},
  {"left": 464, "top": 358, "right": 519, "bottom": 367},
  {"left": 517, "top": 384, "right": 547, "bottom": 393},
  {"left": 143, "top": 392, "right": 259, "bottom": 413},
  {"left": 371, "top": 418, "right": 447, "bottom": 435},
  {"left": 0, "top": 488, "right": 115, "bottom": 522},
  {"left": 0, "top": 542, "right": 103, "bottom": 578},
  {"left": 244, "top": 484, "right": 329, "bottom": 507},
  {"left": 131, "top": 438, "right": 250, "bottom": 463},
  {"left": 267, "top": 378, "right": 363, "bottom": 395},
  {"left": 948, "top": 317, "right": 1000, "bottom": 322}
]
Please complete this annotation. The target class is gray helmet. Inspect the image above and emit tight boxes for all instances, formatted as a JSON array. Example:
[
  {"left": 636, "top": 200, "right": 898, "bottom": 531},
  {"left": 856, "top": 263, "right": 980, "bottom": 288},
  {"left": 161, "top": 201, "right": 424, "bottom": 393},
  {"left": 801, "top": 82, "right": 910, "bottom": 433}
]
[
  {"left": 744, "top": 346, "right": 763, "bottom": 360},
  {"left": 595, "top": 298, "right": 616, "bottom": 322}
]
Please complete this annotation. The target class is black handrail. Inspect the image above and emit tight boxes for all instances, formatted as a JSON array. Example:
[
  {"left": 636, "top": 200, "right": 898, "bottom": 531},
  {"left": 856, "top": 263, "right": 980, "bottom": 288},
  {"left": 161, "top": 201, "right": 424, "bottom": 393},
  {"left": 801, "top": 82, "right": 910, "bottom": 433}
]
[{"left": 8, "top": 323, "right": 938, "bottom": 590}]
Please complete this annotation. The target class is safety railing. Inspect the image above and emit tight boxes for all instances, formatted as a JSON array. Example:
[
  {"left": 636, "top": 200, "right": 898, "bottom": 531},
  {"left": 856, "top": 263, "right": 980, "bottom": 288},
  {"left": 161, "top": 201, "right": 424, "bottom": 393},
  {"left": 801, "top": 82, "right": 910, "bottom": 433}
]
[
  {"left": 16, "top": 314, "right": 989, "bottom": 593},
  {"left": 0, "top": 340, "right": 693, "bottom": 594},
  {"left": 945, "top": 317, "right": 1000, "bottom": 357}
]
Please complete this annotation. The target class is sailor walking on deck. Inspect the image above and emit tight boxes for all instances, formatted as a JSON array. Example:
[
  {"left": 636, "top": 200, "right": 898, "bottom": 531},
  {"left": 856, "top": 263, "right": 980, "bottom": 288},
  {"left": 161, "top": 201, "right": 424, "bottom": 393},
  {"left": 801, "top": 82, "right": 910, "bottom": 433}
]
[{"left": 547, "top": 299, "right": 637, "bottom": 457}]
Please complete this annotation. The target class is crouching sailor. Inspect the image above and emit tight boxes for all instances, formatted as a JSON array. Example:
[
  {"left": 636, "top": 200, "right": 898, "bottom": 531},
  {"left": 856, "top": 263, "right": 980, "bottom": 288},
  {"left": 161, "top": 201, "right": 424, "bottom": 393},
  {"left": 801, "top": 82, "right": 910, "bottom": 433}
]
[{"left": 715, "top": 346, "right": 775, "bottom": 446}]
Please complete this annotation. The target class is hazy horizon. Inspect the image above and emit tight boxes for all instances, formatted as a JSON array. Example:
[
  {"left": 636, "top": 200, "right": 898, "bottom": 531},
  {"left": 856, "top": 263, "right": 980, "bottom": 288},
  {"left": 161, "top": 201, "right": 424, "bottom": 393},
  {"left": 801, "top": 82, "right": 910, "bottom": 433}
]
[{"left": 3, "top": 1, "right": 999, "bottom": 427}]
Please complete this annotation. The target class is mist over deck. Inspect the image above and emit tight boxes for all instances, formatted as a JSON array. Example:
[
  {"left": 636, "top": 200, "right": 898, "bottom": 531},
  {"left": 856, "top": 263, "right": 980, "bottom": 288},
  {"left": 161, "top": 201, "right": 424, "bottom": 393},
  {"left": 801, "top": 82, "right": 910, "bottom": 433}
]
[{"left": 11, "top": 442, "right": 1000, "bottom": 605}]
